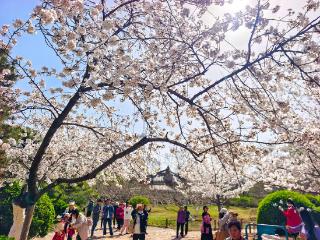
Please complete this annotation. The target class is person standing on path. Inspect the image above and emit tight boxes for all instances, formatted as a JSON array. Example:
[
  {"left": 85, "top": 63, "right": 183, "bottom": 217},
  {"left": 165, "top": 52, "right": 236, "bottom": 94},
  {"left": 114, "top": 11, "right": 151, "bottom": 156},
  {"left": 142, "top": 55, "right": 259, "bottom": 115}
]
[
  {"left": 120, "top": 203, "right": 133, "bottom": 235},
  {"left": 91, "top": 199, "right": 102, "bottom": 237},
  {"left": 116, "top": 202, "right": 125, "bottom": 230},
  {"left": 100, "top": 198, "right": 105, "bottom": 229},
  {"left": 102, "top": 199, "right": 114, "bottom": 236},
  {"left": 113, "top": 201, "right": 119, "bottom": 229},
  {"left": 184, "top": 206, "right": 191, "bottom": 236},
  {"left": 201, "top": 206, "right": 213, "bottom": 240},
  {"left": 132, "top": 204, "right": 148, "bottom": 240},
  {"left": 176, "top": 206, "right": 186, "bottom": 238},
  {"left": 86, "top": 199, "right": 94, "bottom": 218},
  {"left": 143, "top": 205, "right": 151, "bottom": 234}
]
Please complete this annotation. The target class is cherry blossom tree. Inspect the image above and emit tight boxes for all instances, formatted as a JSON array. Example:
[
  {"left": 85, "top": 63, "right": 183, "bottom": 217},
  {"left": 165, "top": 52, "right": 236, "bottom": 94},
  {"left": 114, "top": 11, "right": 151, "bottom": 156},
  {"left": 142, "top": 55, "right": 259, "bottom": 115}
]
[
  {"left": 175, "top": 150, "right": 256, "bottom": 211},
  {"left": 251, "top": 124, "right": 320, "bottom": 193},
  {"left": 1, "top": 0, "right": 320, "bottom": 238}
]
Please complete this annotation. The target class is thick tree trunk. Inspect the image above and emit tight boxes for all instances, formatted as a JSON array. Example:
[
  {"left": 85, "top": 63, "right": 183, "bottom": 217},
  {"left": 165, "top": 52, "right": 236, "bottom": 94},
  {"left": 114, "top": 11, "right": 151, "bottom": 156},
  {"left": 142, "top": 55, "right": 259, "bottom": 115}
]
[
  {"left": 216, "top": 194, "right": 222, "bottom": 212},
  {"left": 19, "top": 205, "right": 35, "bottom": 240}
]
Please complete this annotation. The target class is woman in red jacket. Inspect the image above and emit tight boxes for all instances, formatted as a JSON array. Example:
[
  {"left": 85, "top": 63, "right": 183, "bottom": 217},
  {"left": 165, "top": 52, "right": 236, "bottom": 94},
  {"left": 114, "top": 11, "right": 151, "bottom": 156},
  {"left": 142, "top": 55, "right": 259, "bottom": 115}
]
[
  {"left": 279, "top": 199, "right": 303, "bottom": 234},
  {"left": 116, "top": 202, "right": 125, "bottom": 230}
]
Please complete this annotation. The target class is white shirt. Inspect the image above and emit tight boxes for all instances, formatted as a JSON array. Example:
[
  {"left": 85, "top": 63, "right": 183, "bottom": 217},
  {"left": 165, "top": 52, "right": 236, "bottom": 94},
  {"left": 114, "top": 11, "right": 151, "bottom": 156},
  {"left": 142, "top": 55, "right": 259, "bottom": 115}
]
[
  {"left": 134, "top": 214, "right": 141, "bottom": 234},
  {"left": 124, "top": 207, "right": 133, "bottom": 220}
]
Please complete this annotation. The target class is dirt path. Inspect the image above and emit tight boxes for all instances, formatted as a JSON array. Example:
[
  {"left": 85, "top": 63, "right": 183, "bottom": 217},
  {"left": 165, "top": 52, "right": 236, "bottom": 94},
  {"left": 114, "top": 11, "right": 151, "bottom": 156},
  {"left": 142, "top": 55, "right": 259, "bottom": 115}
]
[{"left": 37, "top": 226, "right": 201, "bottom": 240}]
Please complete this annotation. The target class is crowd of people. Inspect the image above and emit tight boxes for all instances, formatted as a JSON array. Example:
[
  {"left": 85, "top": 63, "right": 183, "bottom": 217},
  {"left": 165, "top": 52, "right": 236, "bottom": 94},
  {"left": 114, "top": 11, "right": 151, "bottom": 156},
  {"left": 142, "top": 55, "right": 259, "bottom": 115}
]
[
  {"left": 51, "top": 198, "right": 320, "bottom": 240},
  {"left": 52, "top": 199, "right": 151, "bottom": 240}
]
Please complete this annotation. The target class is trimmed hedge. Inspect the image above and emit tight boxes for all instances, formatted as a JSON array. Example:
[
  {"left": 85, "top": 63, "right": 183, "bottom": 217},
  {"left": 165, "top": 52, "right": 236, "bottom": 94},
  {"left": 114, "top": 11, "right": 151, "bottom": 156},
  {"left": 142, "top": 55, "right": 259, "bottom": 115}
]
[
  {"left": 257, "top": 190, "right": 314, "bottom": 225},
  {"left": 305, "top": 194, "right": 320, "bottom": 207},
  {"left": 129, "top": 195, "right": 151, "bottom": 208}
]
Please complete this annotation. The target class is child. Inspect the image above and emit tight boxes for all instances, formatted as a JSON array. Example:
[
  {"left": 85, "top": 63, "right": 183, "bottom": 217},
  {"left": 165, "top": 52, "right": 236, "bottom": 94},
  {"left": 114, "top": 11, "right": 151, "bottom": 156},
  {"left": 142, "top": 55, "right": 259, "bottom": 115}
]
[{"left": 52, "top": 216, "right": 65, "bottom": 240}]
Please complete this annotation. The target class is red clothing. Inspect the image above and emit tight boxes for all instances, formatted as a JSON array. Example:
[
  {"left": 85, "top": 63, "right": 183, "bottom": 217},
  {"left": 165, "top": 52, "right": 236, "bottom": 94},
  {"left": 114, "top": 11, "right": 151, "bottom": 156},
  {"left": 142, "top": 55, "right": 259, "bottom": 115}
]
[
  {"left": 52, "top": 232, "right": 65, "bottom": 240},
  {"left": 116, "top": 206, "right": 124, "bottom": 220},
  {"left": 282, "top": 207, "right": 302, "bottom": 227}
]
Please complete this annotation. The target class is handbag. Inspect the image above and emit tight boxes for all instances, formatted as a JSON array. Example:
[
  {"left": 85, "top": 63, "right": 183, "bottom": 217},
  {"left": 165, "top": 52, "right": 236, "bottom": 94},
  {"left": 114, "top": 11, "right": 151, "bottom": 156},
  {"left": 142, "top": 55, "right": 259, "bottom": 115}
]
[{"left": 128, "top": 221, "right": 134, "bottom": 234}]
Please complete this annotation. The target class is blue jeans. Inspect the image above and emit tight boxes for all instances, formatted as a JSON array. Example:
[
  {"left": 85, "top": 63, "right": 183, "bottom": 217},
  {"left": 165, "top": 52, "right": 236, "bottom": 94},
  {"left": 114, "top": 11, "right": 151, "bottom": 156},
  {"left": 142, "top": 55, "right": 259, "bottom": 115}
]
[{"left": 103, "top": 218, "right": 113, "bottom": 235}]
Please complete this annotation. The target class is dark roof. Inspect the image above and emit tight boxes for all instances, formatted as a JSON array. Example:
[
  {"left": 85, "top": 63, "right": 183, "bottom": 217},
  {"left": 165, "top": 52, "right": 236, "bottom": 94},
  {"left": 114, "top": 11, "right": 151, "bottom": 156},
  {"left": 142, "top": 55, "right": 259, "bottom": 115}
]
[{"left": 148, "top": 166, "right": 187, "bottom": 187}]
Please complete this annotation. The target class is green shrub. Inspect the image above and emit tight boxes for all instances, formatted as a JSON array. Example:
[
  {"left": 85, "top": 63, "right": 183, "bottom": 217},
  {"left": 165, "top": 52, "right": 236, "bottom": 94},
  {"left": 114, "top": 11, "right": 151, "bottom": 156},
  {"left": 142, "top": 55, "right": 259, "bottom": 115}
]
[
  {"left": 0, "top": 182, "right": 22, "bottom": 235},
  {"left": 228, "top": 195, "right": 258, "bottom": 208},
  {"left": 51, "top": 199, "right": 68, "bottom": 216},
  {"left": 47, "top": 182, "right": 98, "bottom": 211},
  {"left": 0, "top": 182, "right": 55, "bottom": 238},
  {"left": 29, "top": 194, "right": 55, "bottom": 238},
  {"left": 305, "top": 194, "right": 320, "bottom": 207},
  {"left": 257, "top": 190, "right": 314, "bottom": 225},
  {"left": 129, "top": 195, "right": 151, "bottom": 208},
  {"left": 0, "top": 236, "right": 14, "bottom": 240}
]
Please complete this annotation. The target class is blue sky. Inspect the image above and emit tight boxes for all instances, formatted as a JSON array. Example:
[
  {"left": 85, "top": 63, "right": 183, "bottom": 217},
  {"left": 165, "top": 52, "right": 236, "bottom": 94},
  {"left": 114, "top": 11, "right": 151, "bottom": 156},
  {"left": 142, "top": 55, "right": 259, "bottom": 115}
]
[{"left": 1, "top": 0, "right": 61, "bottom": 76}]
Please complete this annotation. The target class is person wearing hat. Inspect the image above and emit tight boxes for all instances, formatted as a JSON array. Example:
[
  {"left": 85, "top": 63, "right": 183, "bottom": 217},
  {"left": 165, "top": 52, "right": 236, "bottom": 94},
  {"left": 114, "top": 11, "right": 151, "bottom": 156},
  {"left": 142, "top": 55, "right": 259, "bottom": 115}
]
[
  {"left": 131, "top": 204, "right": 148, "bottom": 240},
  {"left": 64, "top": 201, "right": 77, "bottom": 240},
  {"left": 65, "top": 201, "right": 77, "bottom": 214},
  {"left": 216, "top": 208, "right": 230, "bottom": 240},
  {"left": 279, "top": 198, "right": 303, "bottom": 234},
  {"left": 52, "top": 215, "right": 66, "bottom": 240}
]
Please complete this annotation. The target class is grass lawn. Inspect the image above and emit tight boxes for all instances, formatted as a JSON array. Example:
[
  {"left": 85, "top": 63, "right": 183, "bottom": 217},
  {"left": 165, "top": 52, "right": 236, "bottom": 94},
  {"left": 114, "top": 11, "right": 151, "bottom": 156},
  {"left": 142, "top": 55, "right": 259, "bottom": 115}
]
[{"left": 148, "top": 205, "right": 257, "bottom": 231}]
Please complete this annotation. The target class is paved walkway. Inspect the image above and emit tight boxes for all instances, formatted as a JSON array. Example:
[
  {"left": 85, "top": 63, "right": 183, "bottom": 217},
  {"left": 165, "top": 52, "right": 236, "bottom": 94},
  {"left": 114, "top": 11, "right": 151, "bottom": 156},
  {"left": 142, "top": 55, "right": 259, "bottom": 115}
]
[{"left": 38, "top": 226, "right": 200, "bottom": 240}]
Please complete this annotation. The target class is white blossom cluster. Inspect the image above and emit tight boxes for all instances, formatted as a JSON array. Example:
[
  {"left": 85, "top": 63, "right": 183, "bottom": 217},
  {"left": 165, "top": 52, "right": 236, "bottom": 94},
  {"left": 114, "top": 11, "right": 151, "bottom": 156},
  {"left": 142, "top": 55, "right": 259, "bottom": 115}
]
[{"left": 0, "top": 0, "right": 319, "bottom": 193}]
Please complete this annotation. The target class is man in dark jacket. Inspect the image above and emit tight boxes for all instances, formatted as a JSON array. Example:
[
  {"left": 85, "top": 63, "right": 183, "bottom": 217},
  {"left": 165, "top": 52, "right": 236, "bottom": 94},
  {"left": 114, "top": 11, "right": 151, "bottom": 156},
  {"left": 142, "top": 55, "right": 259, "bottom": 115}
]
[
  {"left": 184, "top": 206, "right": 191, "bottom": 236},
  {"left": 132, "top": 204, "right": 148, "bottom": 240},
  {"left": 91, "top": 199, "right": 102, "bottom": 237},
  {"left": 102, "top": 199, "right": 114, "bottom": 236},
  {"left": 86, "top": 199, "right": 94, "bottom": 217}
]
